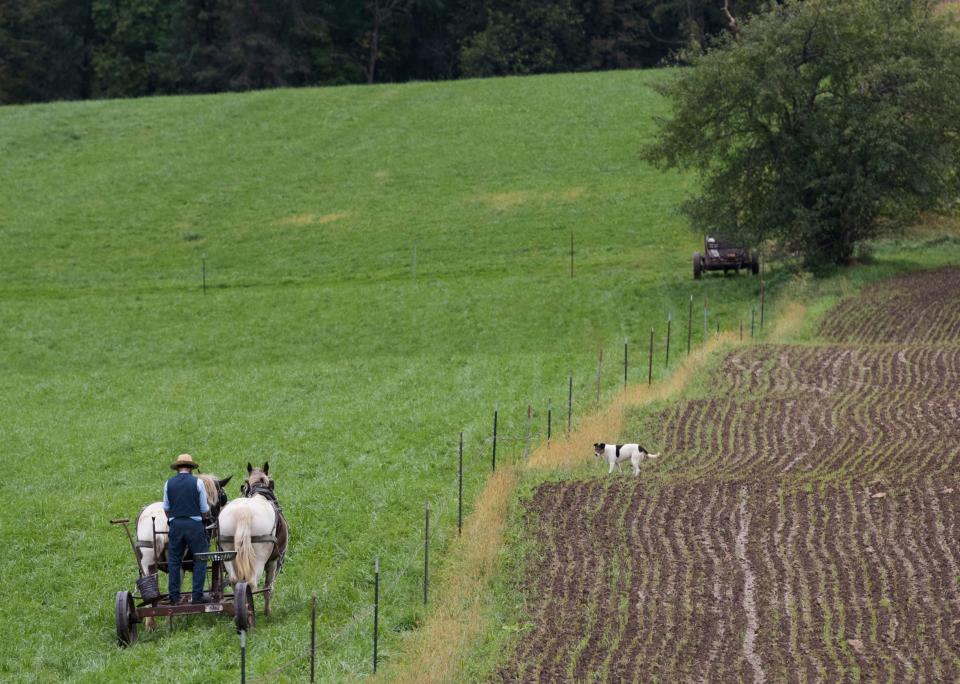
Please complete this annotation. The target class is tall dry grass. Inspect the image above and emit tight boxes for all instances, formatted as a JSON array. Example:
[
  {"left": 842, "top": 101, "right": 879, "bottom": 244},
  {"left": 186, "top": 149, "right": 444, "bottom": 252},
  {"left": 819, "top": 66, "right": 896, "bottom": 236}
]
[{"left": 379, "top": 329, "right": 754, "bottom": 683}]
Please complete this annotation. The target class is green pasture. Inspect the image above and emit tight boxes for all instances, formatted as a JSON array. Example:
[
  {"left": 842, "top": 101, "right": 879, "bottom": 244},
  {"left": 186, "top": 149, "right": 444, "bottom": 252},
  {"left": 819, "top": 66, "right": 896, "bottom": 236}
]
[{"left": 0, "top": 68, "right": 856, "bottom": 681}]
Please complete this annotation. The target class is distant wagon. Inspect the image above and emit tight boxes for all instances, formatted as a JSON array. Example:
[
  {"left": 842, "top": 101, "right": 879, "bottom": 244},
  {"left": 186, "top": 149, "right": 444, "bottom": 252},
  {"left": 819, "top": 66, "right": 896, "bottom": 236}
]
[{"left": 693, "top": 235, "right": 759, "bottom": 279}]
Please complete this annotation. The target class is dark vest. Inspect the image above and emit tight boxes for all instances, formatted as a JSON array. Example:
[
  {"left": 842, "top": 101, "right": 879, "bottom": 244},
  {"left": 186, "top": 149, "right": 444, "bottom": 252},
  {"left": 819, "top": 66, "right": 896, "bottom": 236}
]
[{"left": 167, "top": 472, "right": 202, "bottom": 518}]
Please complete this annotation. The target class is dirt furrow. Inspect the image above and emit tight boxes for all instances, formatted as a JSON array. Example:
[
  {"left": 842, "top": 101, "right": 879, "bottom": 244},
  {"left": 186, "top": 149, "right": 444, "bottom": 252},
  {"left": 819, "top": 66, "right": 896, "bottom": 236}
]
[{"left": 735, "top": 489, "right": 765, "bottom": 683}]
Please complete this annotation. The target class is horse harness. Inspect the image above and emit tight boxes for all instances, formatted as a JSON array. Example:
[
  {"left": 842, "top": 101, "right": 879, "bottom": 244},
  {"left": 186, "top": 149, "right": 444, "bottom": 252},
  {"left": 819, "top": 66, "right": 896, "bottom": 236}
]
[
  {"left": 134, "top": 503, "right": 219, "bottom": 575},
  {"left": 219, "top": 484, "right": 288, "bottom": 584}
]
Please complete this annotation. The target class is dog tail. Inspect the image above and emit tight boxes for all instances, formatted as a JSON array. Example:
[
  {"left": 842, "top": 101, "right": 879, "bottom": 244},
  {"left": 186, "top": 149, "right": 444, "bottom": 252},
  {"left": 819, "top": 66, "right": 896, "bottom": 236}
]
[{"left": 647, "top": 452, "right": 660, "bottom": 459}]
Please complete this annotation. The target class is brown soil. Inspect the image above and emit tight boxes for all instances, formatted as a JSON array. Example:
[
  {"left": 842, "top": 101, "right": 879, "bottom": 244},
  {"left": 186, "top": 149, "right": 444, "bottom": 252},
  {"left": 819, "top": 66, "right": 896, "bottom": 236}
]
[
  {"left": 497, "top": 479, "right": 960, "bottom": 682},
  {"left": 818, "top": 266, "right": 960, "bottom": 344},
  {"left": 498, "top": 269, "right": 960, "bottom": 682}
]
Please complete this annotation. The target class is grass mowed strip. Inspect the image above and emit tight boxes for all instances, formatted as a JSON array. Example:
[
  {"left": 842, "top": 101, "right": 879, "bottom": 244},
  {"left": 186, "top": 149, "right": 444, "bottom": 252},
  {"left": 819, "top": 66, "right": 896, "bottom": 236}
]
[{"left": 495, "top": 266, "right": 960, "bottom": 681}]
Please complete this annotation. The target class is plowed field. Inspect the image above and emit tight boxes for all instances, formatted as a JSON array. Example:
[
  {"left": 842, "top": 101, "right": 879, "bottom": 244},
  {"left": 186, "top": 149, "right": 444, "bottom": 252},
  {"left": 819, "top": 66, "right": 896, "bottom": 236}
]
[
  {"left": 499, "top": 268, "right": 960, "bottom": 682},
  {"left": 819, "top": 266, "right": 960, "bottom": 344}
]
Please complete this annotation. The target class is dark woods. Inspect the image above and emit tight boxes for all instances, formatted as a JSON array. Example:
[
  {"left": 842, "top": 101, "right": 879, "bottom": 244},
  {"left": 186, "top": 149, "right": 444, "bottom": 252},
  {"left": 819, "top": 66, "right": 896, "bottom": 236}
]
[{"left": 0, "top": 0, "right": 765, "bottom": 105}]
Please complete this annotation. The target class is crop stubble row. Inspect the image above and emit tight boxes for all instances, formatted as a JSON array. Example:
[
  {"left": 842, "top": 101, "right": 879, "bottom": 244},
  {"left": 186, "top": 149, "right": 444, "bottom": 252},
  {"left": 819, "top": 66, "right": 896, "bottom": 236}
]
[
  {"left": 498, "top": 479, "right": 960, "bottom": 683},
  {"left": 818, "top": 267, "right": 960, "bottom": 345},
  {"left": 499, "top": 269, "right": 960, "bottom": 681},
  {"left": 653, "top": 344, "right": 960, "bottom": 481}
]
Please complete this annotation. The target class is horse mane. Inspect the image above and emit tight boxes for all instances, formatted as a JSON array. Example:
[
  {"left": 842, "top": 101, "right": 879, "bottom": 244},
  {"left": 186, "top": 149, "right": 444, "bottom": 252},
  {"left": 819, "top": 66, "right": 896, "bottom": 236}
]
[{"left": 197, "top": 473, "right": 219, "bottom": 507}]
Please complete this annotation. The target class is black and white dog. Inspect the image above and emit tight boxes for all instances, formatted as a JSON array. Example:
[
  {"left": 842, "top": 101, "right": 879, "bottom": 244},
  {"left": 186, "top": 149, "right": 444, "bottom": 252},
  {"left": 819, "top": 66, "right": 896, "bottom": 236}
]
[{"left": 593, "top": 443, "right": 660, "bottom": 476}]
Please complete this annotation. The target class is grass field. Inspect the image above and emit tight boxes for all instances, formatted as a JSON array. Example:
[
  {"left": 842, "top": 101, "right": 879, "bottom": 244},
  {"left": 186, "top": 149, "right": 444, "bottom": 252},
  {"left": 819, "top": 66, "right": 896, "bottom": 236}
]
[{"left": 0, "top": 68, "right": 800, "bottom": 682}]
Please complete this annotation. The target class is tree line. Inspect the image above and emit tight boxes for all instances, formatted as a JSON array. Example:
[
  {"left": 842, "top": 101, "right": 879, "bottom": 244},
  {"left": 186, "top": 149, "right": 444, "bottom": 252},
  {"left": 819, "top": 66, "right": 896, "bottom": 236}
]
[{"left": 0, "top": 0, "right": 765, "bottom": 105}]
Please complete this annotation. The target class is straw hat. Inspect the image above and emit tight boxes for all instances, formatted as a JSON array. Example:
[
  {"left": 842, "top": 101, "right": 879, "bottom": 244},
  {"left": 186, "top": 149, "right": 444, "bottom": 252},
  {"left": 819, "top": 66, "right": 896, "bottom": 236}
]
[{"left": 170, "top": 453, "right": 200, "bottom": 470}]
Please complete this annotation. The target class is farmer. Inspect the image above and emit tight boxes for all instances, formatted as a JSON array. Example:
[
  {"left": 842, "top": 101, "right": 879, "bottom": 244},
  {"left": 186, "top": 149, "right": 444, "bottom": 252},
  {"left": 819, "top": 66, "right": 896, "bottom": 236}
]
[{"left": 163, "top": 454, "right": 211, "bottom": 604}]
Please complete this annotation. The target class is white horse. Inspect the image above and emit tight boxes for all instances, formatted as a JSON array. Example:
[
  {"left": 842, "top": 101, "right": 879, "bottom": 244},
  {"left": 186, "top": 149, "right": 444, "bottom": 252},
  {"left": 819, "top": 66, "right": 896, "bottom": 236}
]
[
  {"left": 135, "top": 473, "right": 232, "bottom": 628},
  {"left": 218, "top": 462, "right": 288, "bottom": 616}
]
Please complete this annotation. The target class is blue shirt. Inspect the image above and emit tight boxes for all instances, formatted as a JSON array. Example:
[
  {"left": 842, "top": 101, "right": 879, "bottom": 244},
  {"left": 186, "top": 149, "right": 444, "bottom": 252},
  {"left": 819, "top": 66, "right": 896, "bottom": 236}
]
[{"left": 163, "top": 475, "right": 210, "bottom": 521}]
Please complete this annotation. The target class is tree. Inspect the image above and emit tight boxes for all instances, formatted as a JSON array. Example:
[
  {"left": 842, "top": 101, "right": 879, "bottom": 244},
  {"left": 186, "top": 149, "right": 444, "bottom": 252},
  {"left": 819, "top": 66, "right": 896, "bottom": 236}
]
[
  {"left": 90, "top": 0, "right": 170, "bottom": 98},
  {"left": 645, "top": 0, "right": 960, "bottom": 265},
  {"left": 0, "top": 0, "right": 92, "bottom": 104},
  {"left": 458, "top": 0, "right": 586, "bottom": 78}
]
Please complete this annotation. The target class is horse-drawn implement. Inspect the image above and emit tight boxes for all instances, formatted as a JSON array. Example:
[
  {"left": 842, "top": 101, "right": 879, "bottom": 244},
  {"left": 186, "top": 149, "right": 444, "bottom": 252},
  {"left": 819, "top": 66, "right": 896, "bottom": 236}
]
[
  {"left": 109, "top": 462, "right": 286, "bottom": 647},
  {"left": 110, "top": 516, "right": 255, "bottom": 646}
]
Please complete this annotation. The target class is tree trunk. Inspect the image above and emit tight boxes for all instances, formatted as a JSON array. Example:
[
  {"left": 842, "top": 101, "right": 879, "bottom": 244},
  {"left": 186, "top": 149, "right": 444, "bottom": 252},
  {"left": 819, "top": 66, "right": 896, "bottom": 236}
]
[
  {"left": 722, "top": 0, "right": 741, "bottom": 39},
  {"left": 367, "top": 2, "right": 381, "bottom": 84}
]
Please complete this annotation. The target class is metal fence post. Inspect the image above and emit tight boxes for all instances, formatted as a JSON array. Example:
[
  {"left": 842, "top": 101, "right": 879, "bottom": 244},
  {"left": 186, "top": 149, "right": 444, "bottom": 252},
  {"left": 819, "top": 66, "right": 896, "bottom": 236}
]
[
  {"left": 240, "top": 629, "right": 246, "bottom": 684},
  {"left": 492, "top": 401, "right": 498, "bottom": 473},
  {"left": 595, "top": 350, "right": 603, "bottom": 403},
  {"left": 373, "top": 559, "right": 379, "bottom": 674},
  {"left": 547, "top": 398, "right": 552, "bottom": 442},
  {"left": 523, "top": 405, "right": 532, "bottom": 461},
  {"left": 623, "top": 337, "right": 628, "bottom": 389},
  {"left": 458, "top": 433, "right": 463, "bottom": 535},
  {"left": 423, "top": 502, "right": 429, "bottom": 606},
  {"left": 687, "top": 295, "right": 693, "bottom": 355},
  {"left": 665, "top": 313, "right": 672, "bottom": 369},
  {"left": 310, "top": 596, "right": 316, "bottom": 683},
  {"left": 647, "top": 329, "right": 654, "bottom": 385},
  {"left": 567, "top": 374, "right": 573, "bottom": 434},
  {"left": 760, "top": 276, "right": 766, "bottom": 329},
  {"left": 703, "top": 296, "right": 708, "bottom": 343}
]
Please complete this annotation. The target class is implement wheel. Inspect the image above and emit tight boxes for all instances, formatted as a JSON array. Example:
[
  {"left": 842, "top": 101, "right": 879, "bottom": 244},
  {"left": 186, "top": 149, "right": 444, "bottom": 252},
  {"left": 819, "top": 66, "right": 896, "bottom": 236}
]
[
  {"left": 234, "top": 582, "right": 255, "bottom": 633},
  {"left": 115, "top": 591, "right": 138, "bottom": 647},
  {"left": 693, "top": 252, "right": 703, "bottom": 280}
]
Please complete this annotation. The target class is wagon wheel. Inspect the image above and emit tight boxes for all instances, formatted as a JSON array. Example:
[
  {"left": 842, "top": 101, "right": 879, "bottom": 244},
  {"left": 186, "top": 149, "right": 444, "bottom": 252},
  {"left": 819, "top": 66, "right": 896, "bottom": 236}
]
[
  {"left": 115, "top": 591, "right": 138, "bottom": 647},
  {"left": 693, "top": 252, "right": 703, "bottom": 280},
  {"left": 234, "top": 582, "right": 255, "bottom": 633}
]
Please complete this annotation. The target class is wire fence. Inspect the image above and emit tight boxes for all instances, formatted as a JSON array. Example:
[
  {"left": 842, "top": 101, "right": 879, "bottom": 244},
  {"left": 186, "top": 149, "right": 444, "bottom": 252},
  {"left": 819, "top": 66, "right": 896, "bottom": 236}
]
[{"left": 241, "top": 284, "right": 771, "bottom": 680}]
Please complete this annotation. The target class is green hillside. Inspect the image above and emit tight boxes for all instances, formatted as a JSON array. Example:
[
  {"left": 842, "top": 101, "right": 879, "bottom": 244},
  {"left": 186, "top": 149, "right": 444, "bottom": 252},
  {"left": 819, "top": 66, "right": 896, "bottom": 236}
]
[{"left": 0, "top": 69, "right": 870, "bottom": 681}]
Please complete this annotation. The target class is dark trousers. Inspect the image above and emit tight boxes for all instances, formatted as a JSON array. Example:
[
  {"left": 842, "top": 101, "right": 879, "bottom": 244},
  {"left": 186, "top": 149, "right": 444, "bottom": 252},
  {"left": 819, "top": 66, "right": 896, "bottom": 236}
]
[{"left": 168, "top": 518, "right": 208, "bottom": 602}]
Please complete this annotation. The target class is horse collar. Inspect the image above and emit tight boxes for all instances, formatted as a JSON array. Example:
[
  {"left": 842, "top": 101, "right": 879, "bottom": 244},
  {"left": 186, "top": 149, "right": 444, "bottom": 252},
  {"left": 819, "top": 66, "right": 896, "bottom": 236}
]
[{"left": 248, "top": 483, "right": 279, "bottom": 505}]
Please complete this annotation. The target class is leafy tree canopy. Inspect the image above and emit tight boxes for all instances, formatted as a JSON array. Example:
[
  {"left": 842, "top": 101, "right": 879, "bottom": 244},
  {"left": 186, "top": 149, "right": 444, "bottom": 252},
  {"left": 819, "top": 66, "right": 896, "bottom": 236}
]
[{"left": 646, "top": 0, "right": 960, "bottom": 266}]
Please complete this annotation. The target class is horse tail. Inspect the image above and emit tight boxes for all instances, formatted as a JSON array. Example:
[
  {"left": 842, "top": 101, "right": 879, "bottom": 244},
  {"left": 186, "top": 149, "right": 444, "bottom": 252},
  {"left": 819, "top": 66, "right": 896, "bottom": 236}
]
[{"left": 233, "top": 506, "right": 257, "bottom": 587}]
